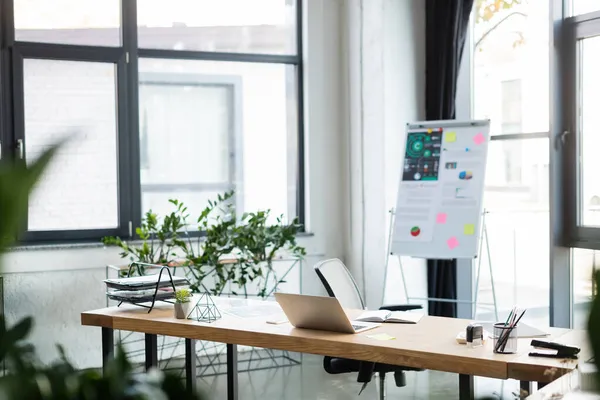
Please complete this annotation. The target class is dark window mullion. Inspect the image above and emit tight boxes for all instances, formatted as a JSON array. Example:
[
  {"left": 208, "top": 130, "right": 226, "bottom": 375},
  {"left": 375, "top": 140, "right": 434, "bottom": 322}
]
[
  {"left": 11, "top": 49, "right": 27, "bottom": 239},
  {"left": 13, "top": 42, "right": 124, "bottom": 63},
  {"left": 0, "top": 0, "right": 15, "bottom": 166},
  {"left": 138, "top": 48, "right": 299, "bottom": 65},
  {"left": 296, "top": 0, "right": 306, "bottom": 228},
  {"left": 123, "top": 0, "right": 142, "bottom": 236}
]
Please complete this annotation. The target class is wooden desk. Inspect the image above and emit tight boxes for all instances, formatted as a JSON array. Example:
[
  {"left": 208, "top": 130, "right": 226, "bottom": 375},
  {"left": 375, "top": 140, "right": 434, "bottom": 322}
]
[{"left": 81, "top": 299, "right": 581, "bottom": 400}]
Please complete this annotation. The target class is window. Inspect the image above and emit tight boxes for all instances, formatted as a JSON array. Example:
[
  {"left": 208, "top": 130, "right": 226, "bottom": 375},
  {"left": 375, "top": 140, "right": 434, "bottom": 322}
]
[
  {"left": 0, "top": 0, "right": 304, "bottom": 243},
  {"left": 571, "top": 0, "right": 600, "bottom": 17},
  {"left": 578, "top": 35, "right": 600, "bottom": 227},
  {"left": 14, "top": 0, "right": 121, "bottom": 46},
  {"left": 24, "top": 59, "right": 119, "bottom": 231},
  {"left": 462, "top": 0, "right": 551, "bottom": 326},
  {"left": 137, "top": 0, "right": 296, "bottom": 54}
]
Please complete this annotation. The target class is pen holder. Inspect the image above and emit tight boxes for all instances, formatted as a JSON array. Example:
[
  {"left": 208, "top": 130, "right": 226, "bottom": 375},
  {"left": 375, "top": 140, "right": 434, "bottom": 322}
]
[{"left": 493, "top": 323, "right": 518, "bottom": 354}]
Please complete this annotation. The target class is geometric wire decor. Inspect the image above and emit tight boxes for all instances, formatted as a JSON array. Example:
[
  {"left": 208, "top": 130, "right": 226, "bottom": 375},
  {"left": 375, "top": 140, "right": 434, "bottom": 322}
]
[{"left": 187, "top": 291, "right": 222, "bottom": 323}]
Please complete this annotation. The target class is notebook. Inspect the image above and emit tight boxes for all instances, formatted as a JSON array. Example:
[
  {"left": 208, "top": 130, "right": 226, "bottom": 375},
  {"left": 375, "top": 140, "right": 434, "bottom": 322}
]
[{"left": 355, "top": 310, "right": 423, "bottom": 324}]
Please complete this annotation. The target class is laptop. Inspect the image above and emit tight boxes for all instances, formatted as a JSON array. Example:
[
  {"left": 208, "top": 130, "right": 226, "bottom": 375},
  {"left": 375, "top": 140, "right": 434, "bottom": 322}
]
[{"left": 274, "top": 293, "right": 379, "bottom": 334}]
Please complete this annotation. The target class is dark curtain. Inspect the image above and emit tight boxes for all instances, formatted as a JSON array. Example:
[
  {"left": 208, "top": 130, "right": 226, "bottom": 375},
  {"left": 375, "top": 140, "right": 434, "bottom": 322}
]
[{"left": 425, "top": 0, "right": 474, "bottom": 317}]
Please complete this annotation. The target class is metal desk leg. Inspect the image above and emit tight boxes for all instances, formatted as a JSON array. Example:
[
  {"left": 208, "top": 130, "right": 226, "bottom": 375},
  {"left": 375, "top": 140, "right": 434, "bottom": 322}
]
[
  {"left": 520, "top": 381, "right": 532, "bottom": 397},
  {"left": 185, "top": 339, "right": 197, "bottom": 393},
  {"left": 145, "top": 334, "right": 158, "bottom": 371},
  {"left": 101, "top": 327, "right": 114, "bottom": 375},
  {"left": 227, "top": 344, "right": 238, "bottom": 400},
  {"left": 459, "top": 374, "right": 474, "bottom": 400}
]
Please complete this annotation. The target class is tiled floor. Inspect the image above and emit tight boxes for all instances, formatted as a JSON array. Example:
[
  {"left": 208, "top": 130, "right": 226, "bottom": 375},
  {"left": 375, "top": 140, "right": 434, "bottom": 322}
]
[{"left": 192, "top": 354, "right": 524, "bottom": 400}]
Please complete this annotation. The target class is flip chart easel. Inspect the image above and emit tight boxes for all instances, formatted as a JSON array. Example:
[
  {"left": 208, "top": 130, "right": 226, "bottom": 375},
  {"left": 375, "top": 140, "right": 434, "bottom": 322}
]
[
  {"left": 385, "top": 208, "right": 499, "bottom": 320},
  {"left": 384, "top": 119, "right": 498, "bottom": 319}
]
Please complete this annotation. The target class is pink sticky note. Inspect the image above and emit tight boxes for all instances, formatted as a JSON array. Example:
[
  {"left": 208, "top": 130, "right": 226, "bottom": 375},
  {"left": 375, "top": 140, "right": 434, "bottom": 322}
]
[
  {"left": 473, "top": 133, "right": 485, "bottom": 145},
  {"left": 436, "top": 213, "right": 447, "bottom": 224},
  {"left": 447, "top": 237, "right": 459, "bottom": 250}
]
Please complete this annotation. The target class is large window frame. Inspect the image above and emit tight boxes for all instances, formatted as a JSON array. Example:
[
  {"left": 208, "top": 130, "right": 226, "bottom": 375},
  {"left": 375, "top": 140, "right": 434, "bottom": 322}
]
[
  {"left": 456, "top": 0, "right": 576, "bottom": 327},
  {"left": 0, "top": 0, "right": 306, "bottom": 244},
  {"left": 563, "top": 10, "right": 600, "bottom": 249}
]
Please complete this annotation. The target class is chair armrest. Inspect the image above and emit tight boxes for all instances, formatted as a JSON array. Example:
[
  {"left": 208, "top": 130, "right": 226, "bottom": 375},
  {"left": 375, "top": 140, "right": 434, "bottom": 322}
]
[{"left": 379, "top": 304, "right": 423, "bottom": 311}]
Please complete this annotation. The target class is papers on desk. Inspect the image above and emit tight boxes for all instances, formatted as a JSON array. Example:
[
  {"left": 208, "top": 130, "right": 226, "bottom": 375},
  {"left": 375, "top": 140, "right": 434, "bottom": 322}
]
[
  {"left": 223, "top": 302, "right": 283, "bottom": 319},
  {"left": 104, "top": 274, "right": 189, "bottom": 290},
  {"left": 355, "top": 310, "right": 423, "bottom": 324}
]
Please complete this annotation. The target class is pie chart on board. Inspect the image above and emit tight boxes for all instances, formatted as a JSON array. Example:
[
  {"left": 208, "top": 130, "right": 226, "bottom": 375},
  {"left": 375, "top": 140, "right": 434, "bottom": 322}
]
[{"left": 410, "top": 226, "right": 421, "bottom": 237}]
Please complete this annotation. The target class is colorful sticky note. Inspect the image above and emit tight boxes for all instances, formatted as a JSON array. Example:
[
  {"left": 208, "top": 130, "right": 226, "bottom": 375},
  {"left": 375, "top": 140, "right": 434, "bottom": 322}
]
[
  {"left": 427, "top": 128, "right": 433, "bottom": 134},
  {"left": 445, "top": 132, "right": 456, "bottom": 142},
  {"left": 473, "top": 133, "right": 485, "bottom": 145},
  {"left": 436, "top": 213, "right": 447, "bottom": 224},
  {"left": 464, "top": 224, "right": 475, "bottom": 235},
  {"left": 367, "top": 333, "right": 396, "bottom": 341},
  {"left": 447, "top": 237, "right": 459, "bottom": 250}
]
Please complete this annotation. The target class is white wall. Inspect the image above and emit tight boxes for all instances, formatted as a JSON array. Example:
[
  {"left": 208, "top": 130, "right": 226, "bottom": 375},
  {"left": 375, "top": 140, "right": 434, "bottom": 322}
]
[
  {"left": 342, "top": 0, "right": 426, "bottom": 309},
  {"left": 382, "top": 0, "right": 428, "bottom": 308}
]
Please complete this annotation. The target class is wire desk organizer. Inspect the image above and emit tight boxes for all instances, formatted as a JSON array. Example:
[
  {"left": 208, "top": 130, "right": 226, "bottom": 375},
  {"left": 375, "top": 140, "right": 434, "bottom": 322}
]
[{"left": 104, "top": 262, "right": 190, "bottom": 313}]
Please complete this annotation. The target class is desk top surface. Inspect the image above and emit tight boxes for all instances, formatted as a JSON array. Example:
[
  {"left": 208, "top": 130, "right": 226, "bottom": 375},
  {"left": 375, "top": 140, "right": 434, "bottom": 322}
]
[{"left": 82, "top": 297, "right": 582, "bottom": 381}]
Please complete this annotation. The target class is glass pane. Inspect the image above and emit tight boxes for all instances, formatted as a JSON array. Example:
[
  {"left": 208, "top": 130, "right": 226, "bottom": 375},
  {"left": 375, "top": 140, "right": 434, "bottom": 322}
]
[
  {"left": 137, "top": 0, "right": 296, "bottom": 54},
  {"left": 474, "top": 138, "right": 550, "bottom": 326},
  {"left": 25, "top": 59, "right": 119, "bottom": 231},
  {"left": 139, "top": 58, "right": 298, "bottom": 223},
  {"left": 572, "top": 0, "right": 600, "bottom": 16},
  {"left": 580, "top": 36, "right": 600, "bottom": 226},
  {"left": 15, "top": 0, "right": 121, "bottom": 46},
  {"left": 573, "top": 248, "right": 598, "bottom": 329},
  {"left": 473, "top": 0, "right": 549, "bottom": 135}
]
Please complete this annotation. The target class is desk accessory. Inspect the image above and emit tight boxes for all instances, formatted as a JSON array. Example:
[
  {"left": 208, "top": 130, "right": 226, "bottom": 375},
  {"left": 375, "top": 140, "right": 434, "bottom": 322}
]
[
  {"left": 104, "top": 262, "right": 190, "bottom": 313},
  {"left": 466, "top": 323, "right": 483, "bottom": 348},
  {"left": 174, "top": 288, "right": 192, "bottom": 319},
  {"left": 186, "top": 290, "right": 221, "bottom": 323},
  {"left": 493, "top": 307, "right": 526, "bottom": 354},
  {"left": 528, "top": 339, "right": 580, "bottom": 359}
]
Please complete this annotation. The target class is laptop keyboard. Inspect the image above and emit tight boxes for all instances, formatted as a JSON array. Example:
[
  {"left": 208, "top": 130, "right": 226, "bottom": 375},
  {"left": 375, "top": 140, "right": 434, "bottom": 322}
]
[{"left": 352, "top": 324, "right": 368, "bottom": 331}]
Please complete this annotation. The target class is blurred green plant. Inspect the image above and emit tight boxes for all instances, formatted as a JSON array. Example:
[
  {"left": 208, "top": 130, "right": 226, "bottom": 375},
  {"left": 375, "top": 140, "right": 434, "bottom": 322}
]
[
  {"left": 0, "top": 147, "right": 205, "bottom": 399},
  {"left": 588, "top": 270, "right": 600, "bottom": 390}
]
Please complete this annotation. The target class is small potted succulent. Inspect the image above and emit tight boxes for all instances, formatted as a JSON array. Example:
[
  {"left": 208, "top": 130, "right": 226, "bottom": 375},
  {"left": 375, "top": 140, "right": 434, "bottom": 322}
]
[{"left": 174, "top": 288, "right": 192, "bottom": 319}]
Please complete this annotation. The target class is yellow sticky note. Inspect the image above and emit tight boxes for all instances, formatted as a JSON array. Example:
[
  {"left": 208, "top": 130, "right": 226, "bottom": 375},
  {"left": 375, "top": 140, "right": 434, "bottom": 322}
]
[
  {"left": 464, "top": 224, "right": 475, "bottom": 235},
  {"left": 427, "top": 128, "right": 433, "bottom": 134},
  {"left": 367, "top": 333, "right": 396, "bottom": 341},
  {"left": 445, "top": 132, "right": 456, "bottom": 142}
]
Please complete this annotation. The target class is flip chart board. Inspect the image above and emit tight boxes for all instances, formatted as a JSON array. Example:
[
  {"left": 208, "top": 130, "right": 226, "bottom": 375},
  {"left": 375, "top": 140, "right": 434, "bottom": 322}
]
[{"left": 391, "top": 119, "right": 490, "bottom": 259}]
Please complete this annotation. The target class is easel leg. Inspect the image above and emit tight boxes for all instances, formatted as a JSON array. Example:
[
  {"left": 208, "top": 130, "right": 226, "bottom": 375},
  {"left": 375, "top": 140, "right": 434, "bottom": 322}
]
[{"left": 484, "top": 221, "right": 499, "bottom": 321}]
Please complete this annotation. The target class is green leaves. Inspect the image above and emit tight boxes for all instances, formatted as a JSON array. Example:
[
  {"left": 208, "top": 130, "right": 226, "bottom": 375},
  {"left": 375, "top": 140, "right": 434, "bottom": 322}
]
[
  {"left": 0, "top": 316, "right": 206, "bottom": 400},
  {"left": 588, "top": 270, "right": 600, "bottom": 389},
  {"left": 102, "top": 190, "right": 306, "bottom": 299},
  {"left": 0, "top": 145, "right": 61, "bottom": 250}
]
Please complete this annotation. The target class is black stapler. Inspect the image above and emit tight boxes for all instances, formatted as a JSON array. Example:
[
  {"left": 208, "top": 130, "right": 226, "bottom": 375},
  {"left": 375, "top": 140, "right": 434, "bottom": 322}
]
[{"left": 529, "top": 340, "right": 580, "bottom": 359}]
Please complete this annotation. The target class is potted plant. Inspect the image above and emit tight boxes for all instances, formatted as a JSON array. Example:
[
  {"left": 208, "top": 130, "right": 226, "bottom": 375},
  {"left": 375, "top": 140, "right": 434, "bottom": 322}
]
[
  {"left": 102, "top": 199, "right": 190, "bottom": 277},
  {"left": 184, "top": 192, "right": 306, "bottom": 299},
  {"left": 174, "top": 288, "right": 193, "bottom": 319}
]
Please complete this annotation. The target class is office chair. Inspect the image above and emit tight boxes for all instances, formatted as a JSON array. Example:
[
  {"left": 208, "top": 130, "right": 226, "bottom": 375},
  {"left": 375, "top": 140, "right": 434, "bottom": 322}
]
[{"left": 314, "top": 258, "right": 423, "bottom": 400}]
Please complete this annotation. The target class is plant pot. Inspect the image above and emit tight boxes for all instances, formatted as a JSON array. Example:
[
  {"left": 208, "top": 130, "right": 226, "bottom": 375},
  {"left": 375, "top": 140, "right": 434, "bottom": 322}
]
[{"left": 174, "top": 302, "right": 191, "bottom": 319}]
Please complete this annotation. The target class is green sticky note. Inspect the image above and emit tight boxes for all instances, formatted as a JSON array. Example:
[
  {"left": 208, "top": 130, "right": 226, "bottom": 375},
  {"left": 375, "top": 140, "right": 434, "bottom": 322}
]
[
  {"left": 367, "top": 333, "right": 396, "bottom": 341},
  {"left": 464, "top": 224, "right": 475, "bottom": 235},
  {"left": 445, "top": 132, "right": 457, "bottom": 143}
]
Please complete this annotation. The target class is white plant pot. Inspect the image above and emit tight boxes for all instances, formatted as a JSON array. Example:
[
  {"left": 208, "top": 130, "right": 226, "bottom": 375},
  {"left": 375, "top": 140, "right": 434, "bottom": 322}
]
[{"left": 174, "top": 302, "right": 191, "bottom": 319}]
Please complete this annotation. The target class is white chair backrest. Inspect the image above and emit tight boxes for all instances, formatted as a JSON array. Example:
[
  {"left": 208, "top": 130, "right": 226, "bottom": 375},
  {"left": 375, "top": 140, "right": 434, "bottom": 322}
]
[{"left": 314, "top": 258, "right": 365, "bottom": 310}]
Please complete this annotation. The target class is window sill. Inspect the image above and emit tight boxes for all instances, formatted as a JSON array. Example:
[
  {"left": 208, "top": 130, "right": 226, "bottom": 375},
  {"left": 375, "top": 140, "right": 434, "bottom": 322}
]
[{"left": 8, "top": 231, "right": 315, "bottom": 252}]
